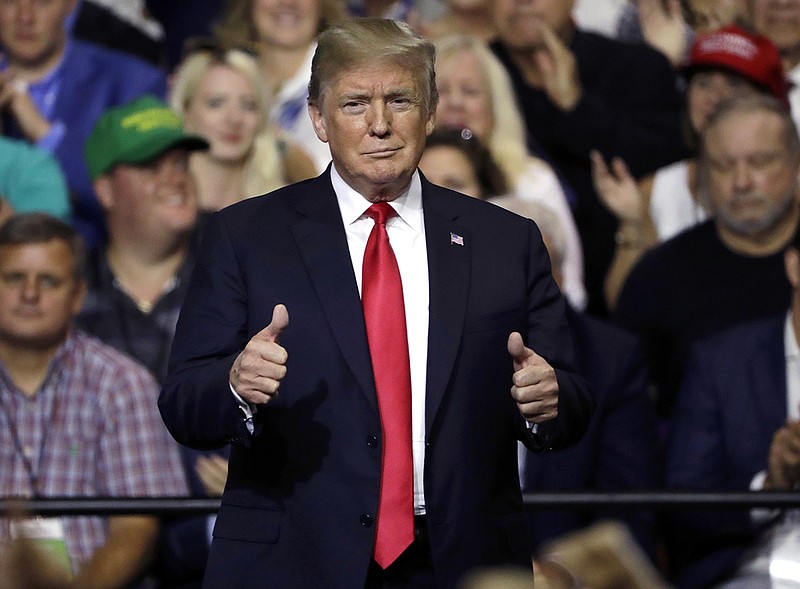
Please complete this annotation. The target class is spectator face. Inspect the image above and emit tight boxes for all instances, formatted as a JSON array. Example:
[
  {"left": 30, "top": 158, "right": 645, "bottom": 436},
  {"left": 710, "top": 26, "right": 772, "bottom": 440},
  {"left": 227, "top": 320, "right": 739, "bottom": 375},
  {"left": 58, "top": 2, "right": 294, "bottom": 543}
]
[
  {"left": 183, "top": 64, "right": 263, "bottom": 164},
  {"left": 688, "top": 70, "right": 759, "bottom": 133},
  {"left": 0, "top": 0, "right": 75, "bottom": 68},
  {"left": 252, "top": 0, "right": 321, "bottom": 50},
  {"left": 419, "top": 145, "right": 483, "bottom": 198},
  {"left": 493, "top": 0, "right": 575, "bottom": 50},
  {"left": 98, "top": 148, "right": 198, "bottom": 237},
  {"left": 308, "top": 61, "right": 436, "bottom": 201},
  {"left": 751, "top": 0, "right": 800, "bottom": 54},
  {"left": 703, "top": 109, "right": 799, "bottom": 238},
  {"left": 435, "top": 49, "right": 494, "bottom": 141},
  {"left": 689, "top": 0, "right": 744, "bottom": 32},
  {"left": 0, "top": 238, "right": 85, "bottom": 351}
]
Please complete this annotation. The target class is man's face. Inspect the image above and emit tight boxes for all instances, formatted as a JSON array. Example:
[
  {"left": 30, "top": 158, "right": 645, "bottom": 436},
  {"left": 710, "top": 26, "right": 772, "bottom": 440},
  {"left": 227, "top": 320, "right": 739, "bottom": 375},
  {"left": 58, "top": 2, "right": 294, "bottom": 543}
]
[
  {"left": 308, "top": 61, "right": 435, "bottom": 201},
  {"left": 99, "top": 148, "right": 198, "bottom": 238},
  {"left": 0, "top": 239, "right": 84, "bottom": 351},
  {"left": 702, "top": 109, "right": 800, "bottom": 240},
  {"left": 751, "top": 0, "right": 800, "bottom": 54},
  {"left": 0, "top": 0, "right": 75, "bottom": 69},
  {"left": 493, "top": 0, "right": 575, "bottom": 50}
]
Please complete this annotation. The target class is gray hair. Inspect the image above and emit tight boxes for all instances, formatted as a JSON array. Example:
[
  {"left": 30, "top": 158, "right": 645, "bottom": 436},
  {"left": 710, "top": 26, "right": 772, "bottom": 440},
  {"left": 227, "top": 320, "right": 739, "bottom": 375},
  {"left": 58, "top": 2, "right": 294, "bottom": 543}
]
[{"left": 700, "top": 93, "right": 800, "bottom": 161}]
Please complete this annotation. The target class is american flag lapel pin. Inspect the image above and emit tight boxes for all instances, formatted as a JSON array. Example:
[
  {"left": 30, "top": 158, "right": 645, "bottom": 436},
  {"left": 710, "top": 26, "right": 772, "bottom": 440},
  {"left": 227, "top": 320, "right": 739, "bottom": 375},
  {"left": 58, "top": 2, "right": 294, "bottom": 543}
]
[{"left": 450, "top": 232, "right": 464, "bottom": 247}]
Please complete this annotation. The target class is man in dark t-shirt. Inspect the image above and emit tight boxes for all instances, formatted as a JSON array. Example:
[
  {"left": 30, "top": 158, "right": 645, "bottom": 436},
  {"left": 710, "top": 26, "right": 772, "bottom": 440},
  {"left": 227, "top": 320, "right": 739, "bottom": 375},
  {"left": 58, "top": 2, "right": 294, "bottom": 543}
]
[{"left": 615, "top": 94, "right": 799, "bottom": 418}]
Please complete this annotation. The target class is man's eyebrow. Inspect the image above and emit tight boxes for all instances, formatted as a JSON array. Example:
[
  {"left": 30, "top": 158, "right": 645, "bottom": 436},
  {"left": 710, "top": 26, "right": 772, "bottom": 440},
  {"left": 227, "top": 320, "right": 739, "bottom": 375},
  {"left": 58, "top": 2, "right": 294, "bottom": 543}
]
[
  {"left": 339, "top": 91, "right": 369, "bottom": 100},
  {"left": 337, "top": 87, "right": 416, "bottom": 101}
]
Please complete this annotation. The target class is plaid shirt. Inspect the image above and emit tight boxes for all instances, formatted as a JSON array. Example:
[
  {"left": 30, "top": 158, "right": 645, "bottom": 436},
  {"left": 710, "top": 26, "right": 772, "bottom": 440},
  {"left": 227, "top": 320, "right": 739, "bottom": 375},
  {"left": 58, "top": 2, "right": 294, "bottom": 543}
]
[{"left": 0, "top": 330, "right": 188, "bottom": 571}]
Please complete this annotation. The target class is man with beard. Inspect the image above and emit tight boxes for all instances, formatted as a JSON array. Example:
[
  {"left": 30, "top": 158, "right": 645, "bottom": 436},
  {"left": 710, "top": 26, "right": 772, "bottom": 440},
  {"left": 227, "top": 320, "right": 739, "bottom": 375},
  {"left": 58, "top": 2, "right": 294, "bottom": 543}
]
[{"left": 615, "top": 94, "right": 800, "bottom": 419}]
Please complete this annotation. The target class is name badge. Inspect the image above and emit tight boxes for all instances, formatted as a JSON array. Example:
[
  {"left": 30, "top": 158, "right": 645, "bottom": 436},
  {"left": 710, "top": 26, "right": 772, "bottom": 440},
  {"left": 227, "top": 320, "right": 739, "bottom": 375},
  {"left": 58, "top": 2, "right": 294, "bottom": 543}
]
[{"left": 9, "top": 516, "right": 73, "bottom": 579}]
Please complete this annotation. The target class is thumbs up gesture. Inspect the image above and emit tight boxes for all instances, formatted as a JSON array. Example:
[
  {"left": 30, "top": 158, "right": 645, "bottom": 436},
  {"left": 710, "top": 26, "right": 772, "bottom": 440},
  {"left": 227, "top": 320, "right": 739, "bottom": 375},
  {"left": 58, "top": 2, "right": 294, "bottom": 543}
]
[
  {"left": 230, "top": 304, "right": 289, "bottom": 406},
  {"left": 507, "top": 332, "right": 559, "bottom": 424}
]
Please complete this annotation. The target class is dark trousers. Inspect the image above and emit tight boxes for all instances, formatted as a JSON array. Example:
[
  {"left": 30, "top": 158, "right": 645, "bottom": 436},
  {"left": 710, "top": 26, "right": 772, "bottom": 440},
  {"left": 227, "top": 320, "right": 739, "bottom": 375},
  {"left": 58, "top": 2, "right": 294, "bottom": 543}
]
[{"left": 365, "top": 517, "right": 437, "bottom": 589}]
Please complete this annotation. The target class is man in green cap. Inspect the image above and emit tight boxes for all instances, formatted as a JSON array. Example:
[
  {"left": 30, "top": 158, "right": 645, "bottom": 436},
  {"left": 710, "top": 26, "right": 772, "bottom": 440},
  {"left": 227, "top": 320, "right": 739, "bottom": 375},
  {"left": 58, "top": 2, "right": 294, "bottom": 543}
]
[{"left": 77, "top": 94, "right": 208, "bottom": 383}]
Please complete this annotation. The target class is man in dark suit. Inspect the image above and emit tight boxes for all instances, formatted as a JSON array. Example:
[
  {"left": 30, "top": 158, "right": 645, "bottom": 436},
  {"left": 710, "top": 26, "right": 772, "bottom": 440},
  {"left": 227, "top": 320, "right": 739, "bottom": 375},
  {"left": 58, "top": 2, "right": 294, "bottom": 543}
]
[
  {"left": 665, "top": 228, "right": 800, "bottom": 588},
  {"left": 159, "top": 18, "right": 593, "bottom": 589}
]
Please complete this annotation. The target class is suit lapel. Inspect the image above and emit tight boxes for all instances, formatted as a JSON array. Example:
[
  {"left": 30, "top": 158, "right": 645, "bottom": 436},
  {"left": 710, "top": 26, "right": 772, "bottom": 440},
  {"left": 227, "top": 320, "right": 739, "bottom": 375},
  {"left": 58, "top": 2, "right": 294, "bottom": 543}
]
[
  {"left": 289, "top": 173, "right": 378, "bottom": 412},
  {"left": 422, "top": 181, "right": 471, "bottom": 434},
  {"left": 288, "top": 174, "right": 474, "bottom": 422}
]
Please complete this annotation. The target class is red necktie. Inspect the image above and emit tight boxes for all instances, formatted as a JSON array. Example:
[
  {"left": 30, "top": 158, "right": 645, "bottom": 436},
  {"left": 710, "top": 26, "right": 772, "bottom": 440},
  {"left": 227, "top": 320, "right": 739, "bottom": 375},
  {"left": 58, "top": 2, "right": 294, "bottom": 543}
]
[{"left": 362, "top": 202, "right": 415, "bottom": 568}]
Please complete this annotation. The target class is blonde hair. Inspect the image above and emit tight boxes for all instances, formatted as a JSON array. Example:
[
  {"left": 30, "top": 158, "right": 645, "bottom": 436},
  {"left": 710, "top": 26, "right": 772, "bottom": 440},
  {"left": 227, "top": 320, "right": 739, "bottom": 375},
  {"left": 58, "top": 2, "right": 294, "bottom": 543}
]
[
  {"left": 214, "top": 0, "right": 348, "bottom": 48},
  {"left": 434, "top": 34, "right": 531, "bottom": 187},
  {"left": 169, "top": 48, "right": 286, "bottom": 196}
]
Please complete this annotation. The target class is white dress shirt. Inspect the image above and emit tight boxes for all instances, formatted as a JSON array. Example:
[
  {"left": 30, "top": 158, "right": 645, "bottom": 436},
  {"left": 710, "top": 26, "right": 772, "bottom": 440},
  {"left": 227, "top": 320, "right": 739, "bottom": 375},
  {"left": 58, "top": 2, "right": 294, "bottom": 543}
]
[{"left": 331, "top": 164, "right": 430, "bottom": 514}]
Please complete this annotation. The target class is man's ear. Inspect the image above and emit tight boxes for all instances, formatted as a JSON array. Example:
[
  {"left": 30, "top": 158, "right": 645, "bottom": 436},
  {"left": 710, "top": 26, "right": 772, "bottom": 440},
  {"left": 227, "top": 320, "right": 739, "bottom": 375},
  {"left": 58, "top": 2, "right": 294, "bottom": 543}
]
[
  {"left": 93, "top": 176, "right": 114, "bottom": 210},
  {"left": 308, "top": 102, "right": 329, "bottom": 144},
  {"left": 425, "top": 110, "right": 436, "bottom": 136}
]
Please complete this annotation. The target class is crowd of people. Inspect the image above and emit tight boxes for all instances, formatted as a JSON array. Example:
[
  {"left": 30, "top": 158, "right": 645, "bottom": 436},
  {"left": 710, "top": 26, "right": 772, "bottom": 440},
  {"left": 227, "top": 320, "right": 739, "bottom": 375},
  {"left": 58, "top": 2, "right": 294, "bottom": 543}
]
[{"left": 1, "top": 1, "right": 799, "bottom": 588}]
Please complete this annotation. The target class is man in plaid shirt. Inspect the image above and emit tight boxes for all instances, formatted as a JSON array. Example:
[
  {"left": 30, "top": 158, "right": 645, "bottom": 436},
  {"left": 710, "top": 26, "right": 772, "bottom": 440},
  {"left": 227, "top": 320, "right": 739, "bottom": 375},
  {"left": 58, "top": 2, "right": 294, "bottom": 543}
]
[{"left": 0, "top": 213, "right": 188, "bottom": 588}]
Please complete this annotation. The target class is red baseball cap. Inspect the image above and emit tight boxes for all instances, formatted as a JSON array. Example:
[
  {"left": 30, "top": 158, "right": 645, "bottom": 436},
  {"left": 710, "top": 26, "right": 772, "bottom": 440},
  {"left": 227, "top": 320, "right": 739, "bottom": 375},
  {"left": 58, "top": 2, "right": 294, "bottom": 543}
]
[{"left": 684, "top": 25, "right": 789, "bottom": 104}]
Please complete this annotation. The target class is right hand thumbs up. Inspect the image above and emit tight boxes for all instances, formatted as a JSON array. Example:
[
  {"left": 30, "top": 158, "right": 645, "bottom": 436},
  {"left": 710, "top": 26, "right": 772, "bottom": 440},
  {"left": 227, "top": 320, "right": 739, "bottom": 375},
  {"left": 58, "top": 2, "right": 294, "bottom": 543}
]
[
  {"left": 257, "top": 303, "right": 289, "bottom": 344},
  {"left": 230, "top": 304, "right": 290, "bottom": 406}
]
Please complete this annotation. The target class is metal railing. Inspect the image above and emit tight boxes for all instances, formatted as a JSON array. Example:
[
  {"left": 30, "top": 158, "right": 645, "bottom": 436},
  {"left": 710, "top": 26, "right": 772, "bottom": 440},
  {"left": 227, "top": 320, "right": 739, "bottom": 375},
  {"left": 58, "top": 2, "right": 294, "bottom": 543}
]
[{"left": 2, "top": 492, "right": 800, "bottom": 517}]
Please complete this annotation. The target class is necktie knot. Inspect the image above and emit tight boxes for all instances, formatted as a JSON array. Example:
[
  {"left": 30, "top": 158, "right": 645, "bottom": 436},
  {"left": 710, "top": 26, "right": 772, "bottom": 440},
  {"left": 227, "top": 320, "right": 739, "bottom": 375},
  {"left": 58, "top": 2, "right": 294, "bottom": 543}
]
[{"left": 365, "top": 202, "right": 395, "bottom": 226}]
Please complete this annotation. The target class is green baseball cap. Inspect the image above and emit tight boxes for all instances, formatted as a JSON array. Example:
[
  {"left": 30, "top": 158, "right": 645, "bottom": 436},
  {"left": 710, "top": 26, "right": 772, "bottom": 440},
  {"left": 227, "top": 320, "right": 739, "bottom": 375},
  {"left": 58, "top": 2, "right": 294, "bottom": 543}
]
[{"left": 85, "top": 94, "right": 208, "bottom": 180}]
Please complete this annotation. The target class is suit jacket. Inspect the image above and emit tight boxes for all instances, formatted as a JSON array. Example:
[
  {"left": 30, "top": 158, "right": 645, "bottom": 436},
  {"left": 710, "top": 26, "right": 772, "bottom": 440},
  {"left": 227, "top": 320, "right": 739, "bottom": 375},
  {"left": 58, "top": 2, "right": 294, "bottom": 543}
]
[
  {"left": 159, "top": 171, "right": 594, "bottom": 589},
  {"left": 523, "top": 307, "right": 661, "bottom": 558},
  {"left": 665, "top": 313, "right": 788, "bottom": 589},
  {"left": 2, "top": 39, "right": 167, "bottom": 246}
]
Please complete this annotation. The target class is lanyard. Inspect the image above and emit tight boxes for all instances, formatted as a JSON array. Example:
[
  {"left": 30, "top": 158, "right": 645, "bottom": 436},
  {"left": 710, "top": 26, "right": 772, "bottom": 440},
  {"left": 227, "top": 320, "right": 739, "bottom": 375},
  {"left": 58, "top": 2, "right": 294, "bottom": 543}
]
[{"left": 0, "top": 367, "right": 62, "bottom": 498}]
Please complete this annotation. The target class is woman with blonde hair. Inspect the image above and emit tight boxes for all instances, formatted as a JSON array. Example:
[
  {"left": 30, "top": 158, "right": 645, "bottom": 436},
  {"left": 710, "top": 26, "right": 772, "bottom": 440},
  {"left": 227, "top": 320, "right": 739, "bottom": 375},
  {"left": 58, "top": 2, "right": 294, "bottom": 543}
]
[
  {"left": 170, "top": 45, "right": 316, "bottom": 211},
  {"left": 213, "top": 0, "right": 348, "bottom": 172},
  {"left": 434, "top": 34, "right": 587, "bottom": 309}
]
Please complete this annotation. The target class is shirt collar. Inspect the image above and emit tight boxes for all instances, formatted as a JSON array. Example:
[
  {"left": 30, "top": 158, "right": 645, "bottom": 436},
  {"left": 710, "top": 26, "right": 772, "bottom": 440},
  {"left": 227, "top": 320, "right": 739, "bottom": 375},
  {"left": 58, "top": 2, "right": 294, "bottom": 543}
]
[{"left": 330, "top": 164, "right": 424, "bottom": 234}]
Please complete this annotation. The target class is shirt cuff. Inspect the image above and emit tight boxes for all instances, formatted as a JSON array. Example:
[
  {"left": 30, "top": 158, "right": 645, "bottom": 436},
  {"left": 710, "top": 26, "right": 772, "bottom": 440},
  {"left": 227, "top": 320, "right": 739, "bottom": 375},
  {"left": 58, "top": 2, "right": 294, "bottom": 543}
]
[{"left": 229, "top": 383, "right": 257, "bottom": 434}]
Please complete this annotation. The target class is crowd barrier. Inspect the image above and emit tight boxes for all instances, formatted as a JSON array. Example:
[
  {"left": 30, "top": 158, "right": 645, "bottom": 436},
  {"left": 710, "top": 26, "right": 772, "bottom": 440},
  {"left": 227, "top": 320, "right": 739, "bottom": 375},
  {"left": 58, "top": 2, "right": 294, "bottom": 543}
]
[{"left": 2, "top": 492, "right": 800, "bottom": 517}]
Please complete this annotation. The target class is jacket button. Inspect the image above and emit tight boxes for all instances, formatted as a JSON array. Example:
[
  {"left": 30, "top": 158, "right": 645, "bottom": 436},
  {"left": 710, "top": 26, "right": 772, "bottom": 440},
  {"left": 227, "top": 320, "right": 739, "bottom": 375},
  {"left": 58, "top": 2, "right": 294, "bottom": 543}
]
[
  {"left": 366, "top": 435, "right": 378, "bottom": 448},
  {"left": 360, "top": 514, "right": 373, "bottom": 527}
]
